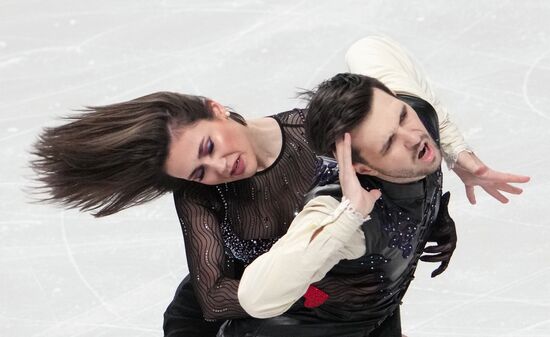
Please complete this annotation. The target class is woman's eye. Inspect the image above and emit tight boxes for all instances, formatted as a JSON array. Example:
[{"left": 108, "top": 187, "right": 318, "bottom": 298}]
[
  {"left": 196, "top": 167, "right": 205, "bottom": 181},
  {"left": 207, "top": 138, "right": 214, "bottom": 154}
]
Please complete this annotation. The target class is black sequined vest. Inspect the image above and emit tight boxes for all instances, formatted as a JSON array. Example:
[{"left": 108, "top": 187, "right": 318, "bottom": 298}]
[{"left": 309, "top": 94, "right": 443, "bottom": 323}]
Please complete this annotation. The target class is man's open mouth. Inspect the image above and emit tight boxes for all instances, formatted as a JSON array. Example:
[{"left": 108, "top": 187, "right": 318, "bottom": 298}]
[
  {"left": 418, "top": 143, "right": 427, "bottom": 159},
  {"left": 418, "top": 142, "right": 434, "bottom": 162}
]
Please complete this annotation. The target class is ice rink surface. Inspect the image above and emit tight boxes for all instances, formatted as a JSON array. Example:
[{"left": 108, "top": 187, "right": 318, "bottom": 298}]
[{"left": 1, "top": 1, "right": 549, "bottom": 336}]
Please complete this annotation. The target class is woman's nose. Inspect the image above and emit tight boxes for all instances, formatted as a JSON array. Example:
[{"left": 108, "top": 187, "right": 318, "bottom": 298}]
[{"left": 204, "top": 156, "right": 228, "bottom": 175}]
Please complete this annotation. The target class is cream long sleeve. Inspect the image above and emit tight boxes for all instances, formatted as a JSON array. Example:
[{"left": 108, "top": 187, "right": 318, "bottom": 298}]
[
  {"left": 345, "top": 35, "right": 471, "bottom": 167},
  {"left": 238, "top": 196, "right": 368, "bottom": 318}
]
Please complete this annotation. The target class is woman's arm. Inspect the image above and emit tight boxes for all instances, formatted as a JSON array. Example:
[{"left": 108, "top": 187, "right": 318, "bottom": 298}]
[{"left": 174, "top": 191, "right": 247, "bottom": 321}]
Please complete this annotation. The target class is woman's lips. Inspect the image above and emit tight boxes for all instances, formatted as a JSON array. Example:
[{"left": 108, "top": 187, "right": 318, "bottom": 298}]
[{"left": 231, "top": 155, "right": 245, "bottom": 176}]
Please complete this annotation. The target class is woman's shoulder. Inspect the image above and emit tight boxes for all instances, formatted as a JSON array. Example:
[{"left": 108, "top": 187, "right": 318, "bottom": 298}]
[
  {"left": 173, "top": 182, "right": 219, "bottom": 209},
  {"left": 271, "top": 108, "right": 308, "bottom": 126}
]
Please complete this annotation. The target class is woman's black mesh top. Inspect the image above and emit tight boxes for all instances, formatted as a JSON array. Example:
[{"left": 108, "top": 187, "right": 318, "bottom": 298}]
[{"left": 173, "top": 109, "right": 318, "bottom": 320}]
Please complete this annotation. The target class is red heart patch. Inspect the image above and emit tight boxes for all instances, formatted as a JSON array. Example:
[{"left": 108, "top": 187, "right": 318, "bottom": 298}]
[{"left": 303, "top": 285, "right": 329, "bottom": 308}]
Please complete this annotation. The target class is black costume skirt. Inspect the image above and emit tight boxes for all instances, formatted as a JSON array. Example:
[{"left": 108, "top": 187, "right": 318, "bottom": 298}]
[
  {"left": 163, "top": 275, "right": 223, "bottom": 337},
  {"left": 164, "top": 275, "right": 401, "bottom": 337}
]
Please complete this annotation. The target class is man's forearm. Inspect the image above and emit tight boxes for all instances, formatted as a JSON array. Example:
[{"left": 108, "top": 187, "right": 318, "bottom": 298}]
[{"left": 238, "top": 196, "right": 366, "bottom": 318}]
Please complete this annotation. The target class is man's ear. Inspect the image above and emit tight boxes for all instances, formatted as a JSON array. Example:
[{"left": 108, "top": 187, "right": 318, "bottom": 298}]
[{"left": 352, "top": 162, "right": 378, "bottom": 176}]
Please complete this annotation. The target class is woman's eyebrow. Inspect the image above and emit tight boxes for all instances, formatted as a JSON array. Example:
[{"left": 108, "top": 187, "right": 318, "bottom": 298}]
[{"left": 187, "top": 137, "right": 206, "bottom": 179}]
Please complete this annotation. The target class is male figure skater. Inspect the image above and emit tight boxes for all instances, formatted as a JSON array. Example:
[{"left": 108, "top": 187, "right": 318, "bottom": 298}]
[
  {"left": 224, "top": 37, "right": 529, "bottom": 335},
  {"left": 225, "top": 72, "right": 451, "bottom": 336}
]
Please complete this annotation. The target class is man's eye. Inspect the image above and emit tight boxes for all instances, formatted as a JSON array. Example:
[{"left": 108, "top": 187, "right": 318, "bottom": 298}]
[
  {"left": 400, "top": 110, "right": 407, "bottom": 123},
  {"left": 207, "top": 138, "right": 214, "bottom": 154}
]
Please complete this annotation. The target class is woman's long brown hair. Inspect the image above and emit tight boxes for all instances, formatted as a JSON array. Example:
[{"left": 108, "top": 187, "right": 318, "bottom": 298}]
[{"left": 30, "top": 91, "right": 245, "bottom": 217}]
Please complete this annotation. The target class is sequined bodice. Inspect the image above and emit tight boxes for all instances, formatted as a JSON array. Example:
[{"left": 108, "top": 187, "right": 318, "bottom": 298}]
[{"left": 173, "top": 109, "right": 318, "bottom": 319}]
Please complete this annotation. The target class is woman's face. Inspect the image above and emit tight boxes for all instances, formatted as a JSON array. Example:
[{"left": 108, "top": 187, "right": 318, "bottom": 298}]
[{"left": 164, "top": 102, "right": 258, "bottom": 185}]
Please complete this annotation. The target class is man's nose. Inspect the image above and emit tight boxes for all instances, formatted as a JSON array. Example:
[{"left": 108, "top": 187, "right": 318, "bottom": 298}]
[{"left": 398, "top": 129, "right": 421, "bottom": 149}]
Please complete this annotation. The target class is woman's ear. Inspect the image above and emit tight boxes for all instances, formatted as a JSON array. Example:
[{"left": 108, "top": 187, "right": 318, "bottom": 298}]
[{"left": 209, "top": 100, "right": 228, "bottom": 119}]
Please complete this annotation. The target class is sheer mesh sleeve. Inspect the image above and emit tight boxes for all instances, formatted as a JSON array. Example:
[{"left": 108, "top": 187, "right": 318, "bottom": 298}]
[{"left": 174, "top": 188, "right": 248, "bottom": 320}]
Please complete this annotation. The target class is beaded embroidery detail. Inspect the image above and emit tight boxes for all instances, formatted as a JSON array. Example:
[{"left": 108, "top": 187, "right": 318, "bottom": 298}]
[
  {"left": 373, "top": 170, "right": 441, "bottom": 258},
  {"left": 216, "top": 184, "right": 279, "bottom": 265},
  {"left": 312, "top": 156, "right": 442, "bottom": 258},
  {"left": 313, "top": 156, "right": 339, "bottom": 186}
]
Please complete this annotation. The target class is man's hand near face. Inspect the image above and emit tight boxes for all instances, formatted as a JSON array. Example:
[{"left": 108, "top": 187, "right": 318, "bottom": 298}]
[{"left": 335, "top": 133, "right": 381, "bottom": 217}]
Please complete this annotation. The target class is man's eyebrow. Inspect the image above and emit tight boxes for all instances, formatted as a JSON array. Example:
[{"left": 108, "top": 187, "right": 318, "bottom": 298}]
[
  {"left": 379, "top": 105, "right": 406, "bottom": 155},
  {"left": 399, "top": 105, "right": 407, "bottom": 123},
  {"left": 380, "top": 134, "right": 393, "bottom": 155}
]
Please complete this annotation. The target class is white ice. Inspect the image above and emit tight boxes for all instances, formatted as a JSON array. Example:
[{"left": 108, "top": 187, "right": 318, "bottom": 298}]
[{"left": 1, "top": 1, "right": 549, "bottom": 336}]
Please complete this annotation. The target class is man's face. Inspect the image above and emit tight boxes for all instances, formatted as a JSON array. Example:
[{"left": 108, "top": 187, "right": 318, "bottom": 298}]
[{"left": 349, "top": 88, "right": 442, "bottom": 183}]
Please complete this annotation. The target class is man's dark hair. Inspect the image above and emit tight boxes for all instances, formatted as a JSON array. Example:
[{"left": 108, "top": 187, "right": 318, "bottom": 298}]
[{"left": 304, "top": 73, "right": 394, "bottom": 161}]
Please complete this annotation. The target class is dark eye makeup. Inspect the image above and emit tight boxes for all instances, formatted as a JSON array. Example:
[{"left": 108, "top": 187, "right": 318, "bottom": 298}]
[
  {"left": 196, "top": 167, "right": 205, "bottom": 181},
  {"left": 193, "top": 138, "right": 214, "bottom": 181},
  {"left": 206, "top": 138, "right": 214, "bottom": 154}
]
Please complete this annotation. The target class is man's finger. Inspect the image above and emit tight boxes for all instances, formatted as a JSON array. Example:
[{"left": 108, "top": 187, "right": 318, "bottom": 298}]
[
  {"left": 335, "top": 135, "right": 346, "bottom": 186},
  {"left": 368, "top": 189, "right": 382, "bottom": 200},
  {"left": 343, "top": 133, "right": 354, "bottom": 175},
  {"left": 483, "top": 186, "right": 509, "bottom": 203},
  {"left": 423, "top": 243, "right": 452, "bottom": 254},
  {"left": 495, "top": 183, "right": 523, "bottom": 195},
  {"left": 431, "top": 261, "right": 449, "bottom": 278},
  {"left": 466, "top": 185, "right": 476, "bottom": 205},
  {"left": 484, "top": 170, "right": 531, "bottom": 184},
  {"left": 420, "top": 253, "right": 451, "bottom": 263},
  {"left": 335, "top": 136, "right": 344, "bottom": 167}
]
